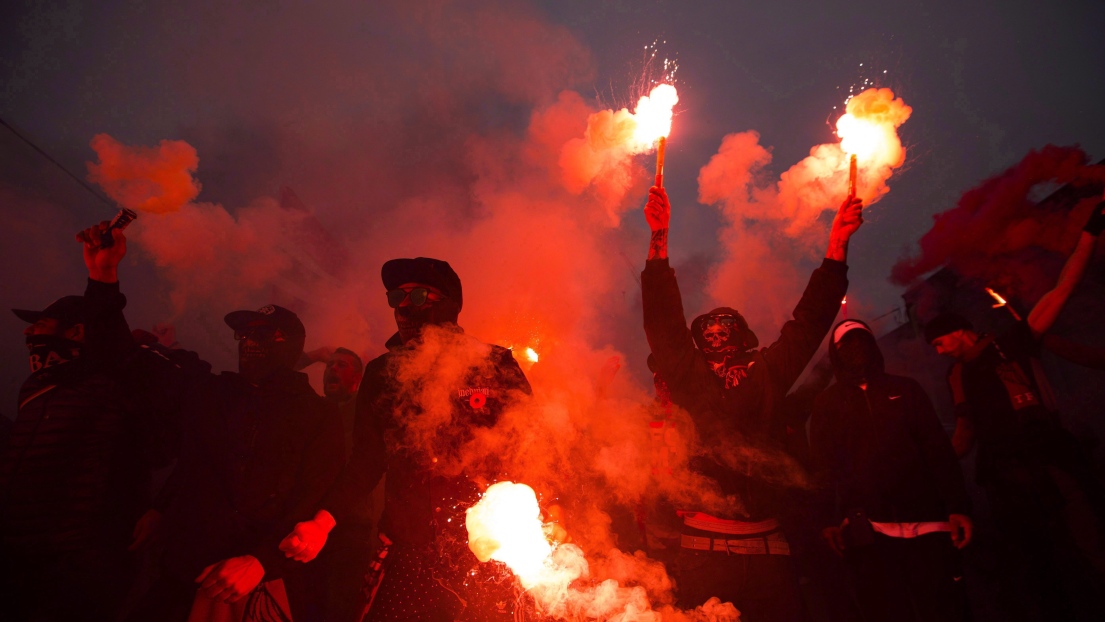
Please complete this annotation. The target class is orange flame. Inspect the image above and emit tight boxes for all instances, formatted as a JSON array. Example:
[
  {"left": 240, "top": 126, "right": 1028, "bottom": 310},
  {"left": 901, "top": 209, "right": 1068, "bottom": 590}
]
[
  {"left": 630, "top": 83, "right": 679, "bottom": 149},
  {"left": 524, "top": 347, "right": 539, "bottom": 363},
  {"left": 833, "top": 88, "right": 912, "bottom": 198},
  {"left": 985, "top": 287, "right": 1007, "bottom": 308},
  {"left": 466, "top": 481, "right": 557, "bottom": 588}
]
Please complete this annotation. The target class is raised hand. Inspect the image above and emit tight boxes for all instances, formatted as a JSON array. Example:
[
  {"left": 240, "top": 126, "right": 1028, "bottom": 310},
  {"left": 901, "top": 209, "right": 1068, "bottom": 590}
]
[
  {"left": 76, "top": 221, "right": 126, "bottom": 283},
  {"left": 826, "top": 196, "right": 864, "bottom": 262},
  {"left": 645, "top": 186, "right": 670, "bottom": 260}
]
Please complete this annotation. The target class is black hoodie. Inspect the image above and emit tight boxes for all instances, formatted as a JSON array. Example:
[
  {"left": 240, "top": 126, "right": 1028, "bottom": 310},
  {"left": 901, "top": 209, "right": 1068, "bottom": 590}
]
[
  {"left": 809, "top": 320, "right": 969, "bottom": 526},
  {"left": 642, "top": 257, "right": 848, "bottom": 519}
]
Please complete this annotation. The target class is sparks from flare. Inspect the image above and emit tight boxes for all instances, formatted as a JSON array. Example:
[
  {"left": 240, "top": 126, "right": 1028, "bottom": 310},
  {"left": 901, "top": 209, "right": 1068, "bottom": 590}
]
[{"left": 832, "top": 87, "right": 913, "bottom": 199}]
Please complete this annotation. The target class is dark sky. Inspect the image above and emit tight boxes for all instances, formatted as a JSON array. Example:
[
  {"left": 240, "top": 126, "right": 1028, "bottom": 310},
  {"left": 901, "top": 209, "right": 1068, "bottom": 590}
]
[{"left": 2, "top": 0, "right": 1104, "bottom": 405}]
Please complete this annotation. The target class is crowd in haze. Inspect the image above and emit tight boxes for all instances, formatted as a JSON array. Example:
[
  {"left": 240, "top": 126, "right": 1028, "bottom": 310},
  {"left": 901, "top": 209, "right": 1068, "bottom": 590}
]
[{"left": 2, "top": 187, "right": 1104, "bottom": 622}]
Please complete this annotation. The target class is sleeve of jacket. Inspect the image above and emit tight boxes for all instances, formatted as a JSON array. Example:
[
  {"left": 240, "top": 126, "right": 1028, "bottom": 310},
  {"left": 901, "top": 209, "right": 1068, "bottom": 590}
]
[
  {"left": 808, "top": 389, "right": 843, "bottom": 528},
  {"left": 84, "top": 279, "right": 200, "bottom": 462},
  {"left": 761, "top": 259, "right": 848, "bottom": 392},
  {"left": 905, "top": 378, "right": 970, "bottom": 517},
  {"left": 251, "top": 398, "right": 345, "bottom": 579},
  {"left": 641, "top": 258, "right": 711, "bottom": 393},
  {"left": 322, "top": 360, "right": 390, "bottom": 526}
]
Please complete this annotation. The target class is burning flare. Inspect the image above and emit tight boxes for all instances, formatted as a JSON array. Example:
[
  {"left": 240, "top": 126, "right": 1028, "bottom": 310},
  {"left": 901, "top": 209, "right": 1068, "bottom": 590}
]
[
  {"left": 631, "top": 83, "right": 679, "bottom": 150},
  {"left": 466, "top": 481, "right": 740, "bottom": 621},
  {"left": 834, "top": 87, "right": 912, "bottom": 198},
  {"left": 466, "top": 481, "right": 555, "bottom": 588}
]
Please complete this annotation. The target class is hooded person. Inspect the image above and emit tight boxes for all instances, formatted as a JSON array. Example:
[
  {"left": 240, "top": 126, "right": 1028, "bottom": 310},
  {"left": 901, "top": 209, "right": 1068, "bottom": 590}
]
[
  {"left": 640, "top": 185, "right": 863, "bottom": 620},
  {"left": 278, "top": 257, "right": 533, "bottom": 622},
  {"left": 919, "top": 195, "right": 1105, "bottom": 622},
  {"left": 73, "top": 222, "right": 345, "bottom": 622},
  {"left": 809, "top": 319, "right": 971, "bottom": 622},
  {"left": 1, "top": 294, "right": 155, "bottom": 621}
]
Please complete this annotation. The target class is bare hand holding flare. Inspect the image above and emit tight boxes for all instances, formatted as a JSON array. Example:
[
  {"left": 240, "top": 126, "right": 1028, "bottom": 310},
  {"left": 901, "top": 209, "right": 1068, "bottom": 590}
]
[
  {"left": 826, "top": 196, "right": 864, "bottom": 263},
  {"left": 645, "top": 186, "right": 670, "bottom": 261}
]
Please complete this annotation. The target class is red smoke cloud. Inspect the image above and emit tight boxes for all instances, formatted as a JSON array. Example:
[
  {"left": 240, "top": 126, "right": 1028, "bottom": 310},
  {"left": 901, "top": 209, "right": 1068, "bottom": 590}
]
[
  {"left": 86, "top": 133, "right": 201, "bottom": 213},
  {"left": 697, "top": 88, "right": 911, "bottom": 332},
  {"left": 84, "top": 55, "right": 735, "bottom": 622},
  {"left": 891, "top": 144, "right": 1105, "bottom": 299}
]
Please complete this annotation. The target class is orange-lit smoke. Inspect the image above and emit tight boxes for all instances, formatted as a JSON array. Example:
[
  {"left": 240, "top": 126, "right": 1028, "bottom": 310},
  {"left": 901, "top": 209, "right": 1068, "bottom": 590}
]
[
  {"left": 891, "top": 144, "right": 1104, "bottom": 302},
  {"left": 697, "top": 87, "right": 911, "bottom": 331},
  {"left": 86, "top": 75, "right": 734, "bottom": 620},
  {"left": 560, "top": 84, "right": 678, "bottom": 224},
  {"left": 467, "top": 481, "right": 738, "bottom": 622},
  {"left": 86, "top": 133, "right": 201, "bottom": 213}
]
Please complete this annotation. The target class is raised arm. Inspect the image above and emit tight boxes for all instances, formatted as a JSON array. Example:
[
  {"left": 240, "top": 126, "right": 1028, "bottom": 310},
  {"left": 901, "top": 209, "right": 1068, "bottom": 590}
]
[
  {"left": 641, "top": 186, "right": 705, "bottom": 392},
  {"left": 1026, "top": 198, "right": 1104, "bottom": 336},
  {"left": 645, "top": 186, "right": 669, "bottom": 261},
  {"left": 826, "top": 197, "right": 864, "bottom": 263}
]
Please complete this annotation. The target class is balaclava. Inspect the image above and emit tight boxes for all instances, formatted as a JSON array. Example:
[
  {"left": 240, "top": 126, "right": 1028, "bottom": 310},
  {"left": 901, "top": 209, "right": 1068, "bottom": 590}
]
[
  {"left": 27, "top": 333, "right": 82, "bottom": 377},
  {"left": 395, "top": 296, "right": 461, "bottom": 343},
  {"left": 690, "top": 307, "right": 759, "bottom": 389},
  {"left": 829, "top": 320, "right": 885, "bottom": 386}
]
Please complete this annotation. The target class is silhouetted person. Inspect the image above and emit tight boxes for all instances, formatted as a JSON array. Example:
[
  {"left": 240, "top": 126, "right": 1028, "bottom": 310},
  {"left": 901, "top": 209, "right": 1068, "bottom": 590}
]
[
  {"left": 1, "top": 294, "right": 154, "bottom": 621},
  {"left": 279, "top": 257, "right": 532, "bottom": 621},
  {"left": 811, "top": 319, "right": 971, "bottom": 622},
  {"left": 76, "top": 222, "right": 344, "bottom": 622},
  {"left": 925, "top": 199, "right": 1105, "bottom": 622},
  {"left": 641, "top": 185, "right": 863, "bottom": 621}
]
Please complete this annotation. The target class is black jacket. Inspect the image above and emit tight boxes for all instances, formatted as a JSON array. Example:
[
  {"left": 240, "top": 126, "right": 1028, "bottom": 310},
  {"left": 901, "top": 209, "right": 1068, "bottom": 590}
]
[
  {"left": 0, "top": 358, "right": 150, "bottom": 555},
  {"left": 84, "top": 279, "right": 344, "bottom": 582},
  {"left": 325, "top": 329, "right": 531, "bottom": 549},
  {"left": 810, "top": 372, "right": 970, "bottom": 526},
  {"left": 642, "top": 257, "right": 848, "bottom": 519}
]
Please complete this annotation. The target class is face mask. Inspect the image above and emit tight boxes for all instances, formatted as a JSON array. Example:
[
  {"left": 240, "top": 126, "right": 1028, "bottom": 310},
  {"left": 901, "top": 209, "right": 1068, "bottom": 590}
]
[
  {"left": 27, "top": 334, "right": 82, "bottom": 374},
  {"left": 237, "top": 329, "right": 300, "bottom": 383},
  {"left": 835, "top": 331, "right": 884, "bottom": 385},
  {"left": 395, "top": 298, "right": 460, "bottom": 343}
]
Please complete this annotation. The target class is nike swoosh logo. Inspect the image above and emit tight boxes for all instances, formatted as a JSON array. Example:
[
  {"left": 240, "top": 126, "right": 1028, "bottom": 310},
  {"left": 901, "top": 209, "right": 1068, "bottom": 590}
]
[{"left": 889, "top": 395, "right": 901, "bottom": 400}]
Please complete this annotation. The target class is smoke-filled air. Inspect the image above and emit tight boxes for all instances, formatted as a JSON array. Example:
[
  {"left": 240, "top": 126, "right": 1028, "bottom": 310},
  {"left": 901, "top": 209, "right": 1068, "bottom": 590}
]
[
  {"left": 698, "top": 87, "right": 911, "bottom": 332},
  {"left": 5, "top": 3, "right": 919, "bottom": 620}
]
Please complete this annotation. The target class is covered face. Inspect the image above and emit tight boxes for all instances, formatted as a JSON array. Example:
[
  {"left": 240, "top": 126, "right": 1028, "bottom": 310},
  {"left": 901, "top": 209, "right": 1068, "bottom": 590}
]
[
  {"left": 828, "top": 320, "right": 884, "bottom": 386},
  {"left": 13, "top": 295, "right": 88, "bottom": 375},
  {"left": 382, "top": 257, "right": 463, "bottom": 343},
  {"left": 691, "top": 307, "right": 758, "bottom": 355},
  {"left": 224, "top": 305, "right": 306, "bottom": 383}
]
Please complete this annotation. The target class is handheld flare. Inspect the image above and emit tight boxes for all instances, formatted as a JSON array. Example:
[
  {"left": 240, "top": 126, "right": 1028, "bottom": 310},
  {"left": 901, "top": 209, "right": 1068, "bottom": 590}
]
[
  {"left": 656, "top": 136, "right": 667, "bottom": 188},
  {"left": 631, "top": 83, "right": 678, "bottom": 189},
  {"left": 100, "top": 208, "right": 138, "bottom": 249}
]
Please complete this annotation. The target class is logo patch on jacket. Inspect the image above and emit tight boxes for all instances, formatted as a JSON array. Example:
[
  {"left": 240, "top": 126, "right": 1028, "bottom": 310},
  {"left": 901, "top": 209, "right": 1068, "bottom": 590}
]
[{"left": 459, "top": 387, "right": 492, "bottom": 409}]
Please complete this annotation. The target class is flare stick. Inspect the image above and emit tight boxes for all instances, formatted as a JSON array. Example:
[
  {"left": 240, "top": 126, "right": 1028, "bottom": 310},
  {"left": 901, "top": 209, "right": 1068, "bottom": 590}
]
[
  {"left": 848, "top": 153, "right": 858, "bottom": 198},
  {"left": 655, "top": 136, "right": 667, "bottom": 188}
]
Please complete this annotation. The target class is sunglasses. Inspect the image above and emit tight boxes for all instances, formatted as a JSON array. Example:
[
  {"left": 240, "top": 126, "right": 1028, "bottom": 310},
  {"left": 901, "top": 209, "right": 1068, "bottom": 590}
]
[
  {"left": 234, "top": 326, "right": 286, "bottom": 342},
  {"left": 386, "top": 288, "right": 438, "bottom": 309},
  {"left": 703, "top": 316, "right": 738, "bottom": 328}
]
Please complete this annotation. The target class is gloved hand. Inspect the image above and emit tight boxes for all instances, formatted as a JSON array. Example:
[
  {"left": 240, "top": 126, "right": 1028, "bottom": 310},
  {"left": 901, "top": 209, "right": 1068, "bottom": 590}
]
[
  {"left": 279, "top": 510, "right": 336, "bottom": 562},
  {"left": 1084, "top": 199, "right": 1105, "bottom": 236},
  {"left": 195, "top": 555, "right": 265, "bottom": 603}
]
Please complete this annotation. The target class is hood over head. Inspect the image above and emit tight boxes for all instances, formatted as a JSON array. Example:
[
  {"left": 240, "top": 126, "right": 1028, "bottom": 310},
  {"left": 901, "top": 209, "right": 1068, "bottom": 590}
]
[
  {"left": 691, "top": 307, "right": 758, "bottom": 356},
  {"left": 828, "top": 319, "right": 884, "bottom": 386}
]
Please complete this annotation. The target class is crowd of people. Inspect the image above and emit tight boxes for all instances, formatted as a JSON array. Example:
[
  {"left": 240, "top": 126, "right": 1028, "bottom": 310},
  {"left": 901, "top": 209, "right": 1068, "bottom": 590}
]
[{"left": 1, "top": 187, "right": 1103, "bottom": 622}]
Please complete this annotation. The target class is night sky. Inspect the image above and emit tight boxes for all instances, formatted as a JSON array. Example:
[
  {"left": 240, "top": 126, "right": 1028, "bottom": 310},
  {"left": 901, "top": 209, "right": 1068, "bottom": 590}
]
[{"left": 2, "top": 0, "right": 1104, "bottom": 405}]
